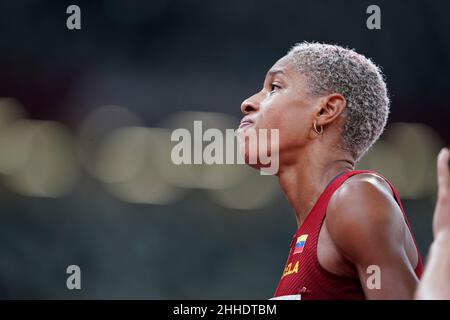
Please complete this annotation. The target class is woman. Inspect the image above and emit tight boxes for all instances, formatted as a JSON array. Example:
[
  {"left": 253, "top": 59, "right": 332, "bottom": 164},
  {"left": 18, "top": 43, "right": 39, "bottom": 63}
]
[{"left": 237, "top": 42, "right": 423, "bottom": 300}]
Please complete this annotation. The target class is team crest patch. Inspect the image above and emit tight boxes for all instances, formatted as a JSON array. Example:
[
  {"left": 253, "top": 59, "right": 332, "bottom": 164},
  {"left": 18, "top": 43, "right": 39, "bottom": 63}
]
[{"left": 293, "top": 234, "right": 308, "bottom": 254}]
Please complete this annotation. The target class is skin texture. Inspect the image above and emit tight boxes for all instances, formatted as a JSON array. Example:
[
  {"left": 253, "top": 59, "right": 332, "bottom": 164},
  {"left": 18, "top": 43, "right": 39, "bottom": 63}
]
[
  {"left": 239, "top": 55, "right": 419, "bottom": 299},
  {"left": 415, "top": 148, "right": 450, "bottom": 299}
]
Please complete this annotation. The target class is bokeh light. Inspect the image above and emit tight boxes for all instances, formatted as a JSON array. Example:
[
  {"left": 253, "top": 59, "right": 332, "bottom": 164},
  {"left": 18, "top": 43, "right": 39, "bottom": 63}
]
[
  {"left": 358, "top": 122, "right": 444, "bottom": 199},
  {"left": 208, "top": 169, "right": 280, "bottom": 210},
  {"left": 160, "top": 111, "right": 248, "bottom": 190},
  {"left": 77, "top": 105, "right": 143, "bottom": 177},
  {"left": 0, "top": 120, "right": 79, "bottom": 197},
  {"left": 93, "top": 126, "right": 185, "bottom": 205}
]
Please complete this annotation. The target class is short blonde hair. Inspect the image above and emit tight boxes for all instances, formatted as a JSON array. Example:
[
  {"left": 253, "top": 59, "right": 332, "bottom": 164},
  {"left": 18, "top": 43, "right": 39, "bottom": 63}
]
[{"left": 288, "top": 42, "right": 390, "bottom": 161}]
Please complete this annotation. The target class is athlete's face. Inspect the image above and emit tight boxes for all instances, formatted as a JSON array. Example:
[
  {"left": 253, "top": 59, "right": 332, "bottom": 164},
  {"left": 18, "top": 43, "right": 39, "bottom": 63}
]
[{"left": 238, "top": 55, "right": 321, "bottom": 168}]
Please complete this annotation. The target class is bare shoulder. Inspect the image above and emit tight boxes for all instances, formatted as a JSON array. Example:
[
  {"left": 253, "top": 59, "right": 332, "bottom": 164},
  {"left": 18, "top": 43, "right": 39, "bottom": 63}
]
[
  {"left": 325, "top": 172, "right": 407, "bottom": 260},
  {"left": 328, "top": 172, "right": 397, "bottom": 223},
  {"left": 341, "top": 172, "right": 393, "bottom": 198}
]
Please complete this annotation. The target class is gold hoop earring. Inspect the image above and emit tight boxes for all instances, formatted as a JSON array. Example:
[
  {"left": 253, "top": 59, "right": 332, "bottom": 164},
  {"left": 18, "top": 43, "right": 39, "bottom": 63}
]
[{"left": 313, "top": 121, "right": 323, "bottom": 135}]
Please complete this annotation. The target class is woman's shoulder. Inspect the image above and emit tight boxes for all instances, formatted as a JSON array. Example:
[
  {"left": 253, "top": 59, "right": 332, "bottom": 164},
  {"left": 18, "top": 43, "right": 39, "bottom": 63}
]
[
  {"left": 344, "top": 171, "right": 393, "bottom": 196},
  {"left": 326, "top": 170, "right": 401, "bottom": 232}
]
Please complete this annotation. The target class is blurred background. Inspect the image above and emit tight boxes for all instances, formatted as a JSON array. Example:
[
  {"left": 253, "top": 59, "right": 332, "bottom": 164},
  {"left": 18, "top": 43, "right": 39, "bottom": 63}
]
[{"left": 0, "top": 0, "right": 449, "bottom": 299}]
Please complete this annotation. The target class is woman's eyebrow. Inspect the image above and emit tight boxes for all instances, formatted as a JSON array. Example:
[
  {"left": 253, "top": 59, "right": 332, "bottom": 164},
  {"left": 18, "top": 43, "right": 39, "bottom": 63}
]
[{"left": 266, "top": 69, "right": 286, "bottom": 78}]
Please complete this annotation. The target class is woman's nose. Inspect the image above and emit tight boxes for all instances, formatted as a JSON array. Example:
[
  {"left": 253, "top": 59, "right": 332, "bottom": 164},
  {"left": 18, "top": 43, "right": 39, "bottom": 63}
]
[{"left": 240, "top": 96, "right": 260, "bottom": 115}]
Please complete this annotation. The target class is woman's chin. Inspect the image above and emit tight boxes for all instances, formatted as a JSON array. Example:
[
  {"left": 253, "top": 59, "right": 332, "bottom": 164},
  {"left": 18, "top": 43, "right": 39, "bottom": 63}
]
[
  {"left": 242, "top": 154, "right": 271, "bottom": 169},
  {"left": 245, "top": 162, "right": 262, "bottom": 170}
]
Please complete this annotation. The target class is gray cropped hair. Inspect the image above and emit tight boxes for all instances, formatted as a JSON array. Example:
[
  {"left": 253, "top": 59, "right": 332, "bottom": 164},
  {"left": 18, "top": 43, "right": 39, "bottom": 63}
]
[{"left": 287, "top": 42, "right": 390, "bottom": 162}]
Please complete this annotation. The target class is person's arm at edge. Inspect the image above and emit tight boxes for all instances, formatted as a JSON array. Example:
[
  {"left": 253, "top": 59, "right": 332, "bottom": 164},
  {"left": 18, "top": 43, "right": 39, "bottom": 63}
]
[{"left": 415, "top": 148, "right": 450, "bottom": 299}]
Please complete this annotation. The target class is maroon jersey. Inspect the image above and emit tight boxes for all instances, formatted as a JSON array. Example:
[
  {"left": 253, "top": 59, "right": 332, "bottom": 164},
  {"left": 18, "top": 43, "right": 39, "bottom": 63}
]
[{"left": 272, "top": 170, "right": 424, "bottom": 300}]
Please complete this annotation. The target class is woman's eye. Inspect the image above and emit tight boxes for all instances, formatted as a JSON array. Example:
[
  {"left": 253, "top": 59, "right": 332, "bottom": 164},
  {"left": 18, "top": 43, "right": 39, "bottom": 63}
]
[{"left": 270, "top": 83, "right": 281, "bottom": 93}]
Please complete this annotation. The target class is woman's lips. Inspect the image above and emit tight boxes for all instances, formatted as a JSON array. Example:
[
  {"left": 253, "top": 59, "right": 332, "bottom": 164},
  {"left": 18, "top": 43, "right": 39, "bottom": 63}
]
[{"left": 238, "top": 118, "right": 254, "bottom": 131}]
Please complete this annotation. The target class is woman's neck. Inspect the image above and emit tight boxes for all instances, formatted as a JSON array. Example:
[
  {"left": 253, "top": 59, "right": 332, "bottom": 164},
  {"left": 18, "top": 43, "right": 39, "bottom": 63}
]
[{"left": 278, "top": 146, "right": 354, "bottom": 227}]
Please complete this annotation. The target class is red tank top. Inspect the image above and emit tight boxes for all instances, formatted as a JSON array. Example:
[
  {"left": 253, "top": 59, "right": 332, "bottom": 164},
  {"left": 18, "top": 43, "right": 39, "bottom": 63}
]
[{"left": 272, "top": 170, "right": 424, "bottom": 300}]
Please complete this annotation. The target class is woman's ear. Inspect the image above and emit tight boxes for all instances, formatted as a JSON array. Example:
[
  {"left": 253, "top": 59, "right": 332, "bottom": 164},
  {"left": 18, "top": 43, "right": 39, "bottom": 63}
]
[{"left": 317, "top": 93, "right": 346, "bottom": 126}]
